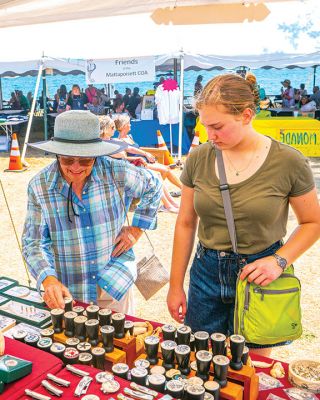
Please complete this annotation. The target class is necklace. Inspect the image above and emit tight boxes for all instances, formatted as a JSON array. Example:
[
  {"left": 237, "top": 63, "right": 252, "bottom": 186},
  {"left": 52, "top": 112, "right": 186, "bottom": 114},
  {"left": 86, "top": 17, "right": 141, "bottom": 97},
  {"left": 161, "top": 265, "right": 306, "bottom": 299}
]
[{"left": 224, "top": 138, "right": 260, "bottom": 176}]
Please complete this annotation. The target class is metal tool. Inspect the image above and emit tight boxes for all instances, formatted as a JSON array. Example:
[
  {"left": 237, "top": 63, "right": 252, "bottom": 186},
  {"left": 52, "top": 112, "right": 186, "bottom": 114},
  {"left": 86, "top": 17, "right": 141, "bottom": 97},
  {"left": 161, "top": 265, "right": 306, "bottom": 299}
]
[
  {"left": 130, "top": 382, "right": 158, "bottom": 398},
  {"left": 74, "top": 375, "right": 93, "bottom": 397},
  {"left": 41, "top": 380, "right": 63, "bottom": 397},
  {"left": 46, "top": 373, "right": 70, "bottom": 387},
  {"left": 66, "top": 364, "right": 90, "bottom": 377},
  {"left": 25, "top": 389, "right": 51, "bottom": 400},
  {"left": 118, "top": 394, "right": 136, "bottom": 400},
  {"left": 123, "top": 387, "right": 154, "bottom": 400}
]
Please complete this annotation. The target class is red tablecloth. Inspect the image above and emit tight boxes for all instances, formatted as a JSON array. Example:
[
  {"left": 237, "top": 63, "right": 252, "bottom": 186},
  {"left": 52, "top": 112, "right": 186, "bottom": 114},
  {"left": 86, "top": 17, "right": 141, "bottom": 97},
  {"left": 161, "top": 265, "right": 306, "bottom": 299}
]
[
  {"left": 251, "top": 354, "right": 320, "bottom": 400},
  {"left": 18, "top": 363, "right": 135, "bottom": 400},
  {"left": 2, "top": 307, "right": 319, "bottom": 400},
  {"left": 2, "top": 337, "right": 63, "bottom": 400}
]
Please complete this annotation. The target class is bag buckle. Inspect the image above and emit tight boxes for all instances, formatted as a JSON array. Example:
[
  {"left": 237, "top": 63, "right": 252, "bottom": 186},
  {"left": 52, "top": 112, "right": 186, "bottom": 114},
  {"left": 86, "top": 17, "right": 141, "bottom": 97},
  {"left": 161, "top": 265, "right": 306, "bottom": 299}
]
[{"left": 219, "top": 184, "right": 229, "bottom": 192}]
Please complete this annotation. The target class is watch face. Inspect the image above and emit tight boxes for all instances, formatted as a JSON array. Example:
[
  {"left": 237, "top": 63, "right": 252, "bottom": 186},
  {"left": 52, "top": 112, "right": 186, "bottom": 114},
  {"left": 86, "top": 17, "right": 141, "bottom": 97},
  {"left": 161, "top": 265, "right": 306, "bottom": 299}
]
[
  {"left": 279, "top": 258, "right": 287, "bottom": 268},
  {"left": 275, "top": 254, "right": 287, "bottom": 269}
]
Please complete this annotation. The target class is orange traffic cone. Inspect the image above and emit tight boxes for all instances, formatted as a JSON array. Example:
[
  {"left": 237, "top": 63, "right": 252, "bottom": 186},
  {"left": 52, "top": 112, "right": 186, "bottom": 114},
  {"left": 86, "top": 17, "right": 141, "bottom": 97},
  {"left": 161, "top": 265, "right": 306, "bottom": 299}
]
[
  {"left": 188, "top": 130, "right": 200, "bottom": 155},
  {"left": 156, "top": 130, "right": 174, "bottom": 165},
  {"left": 5, "top": 134, "right": 27, "bottom": 172}
]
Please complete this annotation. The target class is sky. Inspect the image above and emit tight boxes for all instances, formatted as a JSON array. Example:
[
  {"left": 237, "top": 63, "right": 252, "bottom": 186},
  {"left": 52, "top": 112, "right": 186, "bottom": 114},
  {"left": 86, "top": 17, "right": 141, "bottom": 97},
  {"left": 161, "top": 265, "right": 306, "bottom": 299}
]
[{"left": 0, "top": 0, "right": 319, "bottom": 61}]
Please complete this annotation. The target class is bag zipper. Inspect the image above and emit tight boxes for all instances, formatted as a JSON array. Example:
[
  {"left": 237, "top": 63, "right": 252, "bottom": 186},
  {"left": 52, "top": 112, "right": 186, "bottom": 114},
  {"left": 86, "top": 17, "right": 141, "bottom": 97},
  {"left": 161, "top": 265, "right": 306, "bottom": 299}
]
[
  {"left": 240, "top": 281, "right": 251, "bottom": 332},
  {"left": 253, "top": 287, "right": 299, "bottom": 301}
]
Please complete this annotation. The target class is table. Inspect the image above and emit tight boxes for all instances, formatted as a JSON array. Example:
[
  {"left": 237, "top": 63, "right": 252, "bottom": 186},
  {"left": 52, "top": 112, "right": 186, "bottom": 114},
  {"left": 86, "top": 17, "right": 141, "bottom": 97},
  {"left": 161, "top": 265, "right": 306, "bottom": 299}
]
[
  {"left": 130, "top": 120, "right": 191, "bottom": 154},
  {"left": 267, "top": 108, "right": 295, "bottom": 116},
  {"left": 3, "top": 337, "right": 63, "bottom": 399},
  {"left": 0, "top": 118, "right": 28, "bottom": 144},
  {"left": 1, "top": 310, "right": 319, "bottom": 399},
  {"left": 0, "top": 110, "right": 25, "bottom": 116}
]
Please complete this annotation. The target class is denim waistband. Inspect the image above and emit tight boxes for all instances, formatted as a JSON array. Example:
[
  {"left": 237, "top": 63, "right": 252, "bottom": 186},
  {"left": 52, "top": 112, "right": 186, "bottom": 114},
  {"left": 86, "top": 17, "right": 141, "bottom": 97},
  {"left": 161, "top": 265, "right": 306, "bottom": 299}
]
[{"left": 198, "top": 240, "right": 283, "bottom": 262}]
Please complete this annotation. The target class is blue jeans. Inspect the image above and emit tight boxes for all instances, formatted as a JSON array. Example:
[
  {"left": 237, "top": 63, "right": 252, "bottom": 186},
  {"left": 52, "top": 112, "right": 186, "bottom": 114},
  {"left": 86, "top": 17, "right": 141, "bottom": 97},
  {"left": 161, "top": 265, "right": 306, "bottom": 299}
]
[{"left": 185, "top": 241, "right": 289, "bottom": 348}]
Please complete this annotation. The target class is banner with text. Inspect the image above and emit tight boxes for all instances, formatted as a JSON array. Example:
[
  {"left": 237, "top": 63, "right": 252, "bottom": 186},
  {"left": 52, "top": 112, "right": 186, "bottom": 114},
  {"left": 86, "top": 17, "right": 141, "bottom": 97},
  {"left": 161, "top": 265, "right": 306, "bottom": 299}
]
[{"left": 86, "top": 57, "right": 155, "bottom": 84}]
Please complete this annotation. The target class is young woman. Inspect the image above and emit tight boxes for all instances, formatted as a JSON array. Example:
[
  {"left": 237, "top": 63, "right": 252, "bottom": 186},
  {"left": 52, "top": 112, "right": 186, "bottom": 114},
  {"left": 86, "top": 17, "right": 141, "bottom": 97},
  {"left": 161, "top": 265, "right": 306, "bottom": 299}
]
[{"left": 167, "top": 73, "right": 320, "bottom": 356}]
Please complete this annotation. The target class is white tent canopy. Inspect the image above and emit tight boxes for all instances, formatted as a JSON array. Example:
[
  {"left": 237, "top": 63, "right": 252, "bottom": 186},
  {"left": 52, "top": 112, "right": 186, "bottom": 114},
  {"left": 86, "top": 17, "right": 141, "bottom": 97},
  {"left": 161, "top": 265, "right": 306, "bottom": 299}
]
[
  {"left": 0, "top": 0, "right": 292, "bottom": 29},
  {"left": 184, "top": 52, "right": 320, "bottom": 71},
  {"left": 0, "top": 55, "right": 176, "bottom": 78},
  {"left": 0, "top": 58, "right": 85, "bottom": 77},
  {"left": 0, "top": 1, "right": 318, "bottom": 61}
]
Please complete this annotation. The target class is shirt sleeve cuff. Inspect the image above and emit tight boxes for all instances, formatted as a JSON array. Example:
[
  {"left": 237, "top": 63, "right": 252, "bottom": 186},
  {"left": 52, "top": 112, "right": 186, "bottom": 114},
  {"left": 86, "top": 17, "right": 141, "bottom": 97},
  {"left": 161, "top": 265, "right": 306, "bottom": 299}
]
[
  {"left": 36, "top": 268, "right": 58, "bottom": 293},
  {"left": 132, "top": 214, "right": 157, "bottom": 230}
]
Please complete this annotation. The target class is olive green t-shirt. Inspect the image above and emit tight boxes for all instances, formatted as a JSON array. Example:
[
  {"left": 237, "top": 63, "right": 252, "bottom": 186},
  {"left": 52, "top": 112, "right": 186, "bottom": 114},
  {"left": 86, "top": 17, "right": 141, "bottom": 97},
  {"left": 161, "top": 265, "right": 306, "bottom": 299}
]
[{"left": 181, "top": 139, "right": 315, "bottom": 254}]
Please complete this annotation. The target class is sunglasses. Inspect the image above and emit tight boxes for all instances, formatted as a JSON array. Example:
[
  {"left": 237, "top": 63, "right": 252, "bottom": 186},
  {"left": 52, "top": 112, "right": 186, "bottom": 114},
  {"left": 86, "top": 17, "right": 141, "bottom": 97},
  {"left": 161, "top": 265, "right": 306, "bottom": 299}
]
[{"left": 58, "top": 156, "right": 95, "bottom": 166}]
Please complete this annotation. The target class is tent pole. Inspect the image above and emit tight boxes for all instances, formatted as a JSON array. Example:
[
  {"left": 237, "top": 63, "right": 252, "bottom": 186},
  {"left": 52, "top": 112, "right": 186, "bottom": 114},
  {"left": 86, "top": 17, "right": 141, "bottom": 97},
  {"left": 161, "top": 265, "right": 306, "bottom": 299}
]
[
  {"left": 177, "top": 52, "right": 185, "bottom": 165},
  {"left": 0, "top": 77, "right": 3, "bottom": 110},
  {"left": 42, "top": 68, "right": 48, "bottom": 141},
  {"left": 313, "top": 66, "right": 317, "bottom": 88},
  {"left": 21, "top": 60, "right": 44, "bottom": 165},
  {"left": 173, "top": 58, "right": 178, "bottom": 82}
]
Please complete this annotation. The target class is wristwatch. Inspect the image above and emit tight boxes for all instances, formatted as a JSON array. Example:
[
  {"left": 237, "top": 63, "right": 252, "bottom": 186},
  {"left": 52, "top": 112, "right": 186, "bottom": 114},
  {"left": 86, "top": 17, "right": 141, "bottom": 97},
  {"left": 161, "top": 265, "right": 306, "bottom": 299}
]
[{"left": 272, "top": 253, "right": 288, "bottom": 271}]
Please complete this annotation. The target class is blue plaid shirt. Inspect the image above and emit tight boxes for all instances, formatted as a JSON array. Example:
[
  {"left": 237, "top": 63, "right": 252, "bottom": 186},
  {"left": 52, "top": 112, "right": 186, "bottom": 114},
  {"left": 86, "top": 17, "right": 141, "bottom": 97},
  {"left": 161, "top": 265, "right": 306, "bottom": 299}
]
[{"left": 22, "top": 157, "right": 162, "bottom": 303}]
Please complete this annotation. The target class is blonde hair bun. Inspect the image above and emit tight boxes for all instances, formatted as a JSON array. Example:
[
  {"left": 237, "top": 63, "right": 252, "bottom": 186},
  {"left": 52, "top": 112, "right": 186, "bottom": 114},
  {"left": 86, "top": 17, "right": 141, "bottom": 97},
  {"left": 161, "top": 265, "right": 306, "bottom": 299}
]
[{"left": 245, "top": 72, "right": 257, "bottom": 86}]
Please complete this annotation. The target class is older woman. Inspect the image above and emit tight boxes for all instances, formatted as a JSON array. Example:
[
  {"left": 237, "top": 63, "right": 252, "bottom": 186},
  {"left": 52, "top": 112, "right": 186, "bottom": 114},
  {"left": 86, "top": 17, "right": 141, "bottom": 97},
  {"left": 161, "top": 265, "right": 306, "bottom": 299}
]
[
  {"left": 22, "top": 111, "right": 162, "bottom": 314},
  {"left": 99, "top": 115, "right": 179, "bottom": 213}
]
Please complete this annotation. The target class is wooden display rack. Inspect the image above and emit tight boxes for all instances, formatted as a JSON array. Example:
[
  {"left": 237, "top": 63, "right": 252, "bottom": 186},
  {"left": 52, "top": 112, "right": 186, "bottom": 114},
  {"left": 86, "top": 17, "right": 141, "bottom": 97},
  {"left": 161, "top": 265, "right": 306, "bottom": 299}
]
[
  {"left": 53, "top": 328, "right": 138, "bottom": 367},
  {"left": 136, "top": 350, "right": 259, "bottom": 400}
]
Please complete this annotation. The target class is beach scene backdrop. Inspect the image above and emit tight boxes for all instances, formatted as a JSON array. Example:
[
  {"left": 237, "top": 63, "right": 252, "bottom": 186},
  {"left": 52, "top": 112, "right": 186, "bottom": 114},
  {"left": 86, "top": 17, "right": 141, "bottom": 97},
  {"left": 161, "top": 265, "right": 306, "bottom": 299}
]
[{"left": 1, "top": 66, "right": 318, "bottom": 101}]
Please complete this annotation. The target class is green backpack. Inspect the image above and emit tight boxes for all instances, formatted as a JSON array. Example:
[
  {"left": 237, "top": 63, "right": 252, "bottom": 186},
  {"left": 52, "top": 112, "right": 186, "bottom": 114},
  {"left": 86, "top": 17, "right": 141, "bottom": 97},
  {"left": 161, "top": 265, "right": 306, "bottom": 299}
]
[{"left": 234, "top": 265, "right": 302, "bottom": 345}]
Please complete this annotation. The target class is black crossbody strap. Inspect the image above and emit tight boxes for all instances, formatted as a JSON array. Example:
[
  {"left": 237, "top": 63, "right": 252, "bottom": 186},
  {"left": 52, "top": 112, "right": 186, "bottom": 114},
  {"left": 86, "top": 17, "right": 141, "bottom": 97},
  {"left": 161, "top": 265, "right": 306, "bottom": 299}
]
[{"left": 215, "top": 147, "right": 238, "bottom": 253}]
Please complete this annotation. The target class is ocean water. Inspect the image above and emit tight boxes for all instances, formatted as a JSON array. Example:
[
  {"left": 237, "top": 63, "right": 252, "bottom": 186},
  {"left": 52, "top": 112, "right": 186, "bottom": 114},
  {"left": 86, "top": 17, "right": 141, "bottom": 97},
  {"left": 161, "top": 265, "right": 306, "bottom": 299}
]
[{"left": 1, "top": 67, "right": 318, "bottom": 101}]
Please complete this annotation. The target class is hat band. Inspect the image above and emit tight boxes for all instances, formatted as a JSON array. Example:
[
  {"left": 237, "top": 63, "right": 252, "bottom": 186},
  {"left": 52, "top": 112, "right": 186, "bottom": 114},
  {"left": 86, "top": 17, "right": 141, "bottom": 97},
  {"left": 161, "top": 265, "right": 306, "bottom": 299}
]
[{"left": 52, "top": 137, "right": 102, "bottom": 144}]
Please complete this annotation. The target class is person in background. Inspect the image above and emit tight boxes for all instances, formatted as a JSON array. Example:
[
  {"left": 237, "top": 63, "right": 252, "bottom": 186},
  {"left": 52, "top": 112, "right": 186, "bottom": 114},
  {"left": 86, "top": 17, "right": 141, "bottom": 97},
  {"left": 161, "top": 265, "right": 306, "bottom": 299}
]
[
  {"left": 66, "top": 84, "right": 89, "bottom": 110},
  {"left": 55, "top": 84, "right": 69, "bottom": 114},
  {"left": 167, "top": 73, "right": 320, "bottom": 356},
  {"left": 114, "top": 114, "right": 182, "bottom": 191},
  {"left": 99, "top": 116, "right": 179, "bottom": 213},
  {"left": 113, "top": 98, "right": 128, "bottom": 114},
  {"left": 9, "top": 91, "right": 20, "bottom": 110},
  {"left": 194, "top": 75, "right": 203, "bottom": 96},
  {"left": 280, "top": 79, "right": 295, "bottom": 107},
  {"left": 298, "top": 83, "right": 307, "bottom": 97},
  {"left": 27, "top": 92, "right": 33, "bottom": 108},
  {"left": 85, "top": 84, "right": 98, "bottom": 104},
  {"left": 98, "top": 88, "right": 111, "bottom": 107},
  {"left": 87, "top": 96, "right": 105, "bottom": 115},
  {"left": 123, "top": 88, "right": 132, "bottom": 108},
  {"left": 309, "top": 86, "right": 320, "bottom": 108},
  {"left": 299, "top": 95, "right": 316, "bottom": 112},
  {"left": 18, "top": 90, "right": 30, "bottom": 112},
  {"left": 127, "top": 87, "right": 141, "bottom": 118},
  {"left": 114, "top": 90, "right": 123, "bottom": 100},
  {"left": 38, "top": 91, "right": 52, "bottom": 112},
  {"left": 22, "top": 111, "right": 162, "bottom": 313}
]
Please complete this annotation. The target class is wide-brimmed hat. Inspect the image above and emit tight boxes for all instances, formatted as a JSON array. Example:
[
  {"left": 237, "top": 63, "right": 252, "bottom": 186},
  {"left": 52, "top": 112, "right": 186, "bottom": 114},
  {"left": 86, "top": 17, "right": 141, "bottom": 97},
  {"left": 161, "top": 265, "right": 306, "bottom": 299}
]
[
  {"left": 28, "top": 110, "right": 127, "bottom": 157},
  {"left": 281, "top": 79, "right": 291, "bottom": 86}
]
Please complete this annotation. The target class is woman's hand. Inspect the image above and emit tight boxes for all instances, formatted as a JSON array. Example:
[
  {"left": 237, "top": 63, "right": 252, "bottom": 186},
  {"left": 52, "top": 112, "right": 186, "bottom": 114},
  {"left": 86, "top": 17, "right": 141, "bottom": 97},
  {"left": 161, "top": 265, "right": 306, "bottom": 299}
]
[
  {"left": 240, "top": 256, "right": 283, "bottom": 286},
  {"left": 135, "top": 157, "right": 147, "bottom": 166},
  {"left": 112, "top": 226, "right": 143, "bottom": 257},
  {"left": 145, "top": 152, "right": 156, "bottom": 163},
  {"left": 42, "top": 276, "right": 73, "bottom": 309},
  {"left": 167, "top": 286, "right": 187, "bottom": 323}
]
